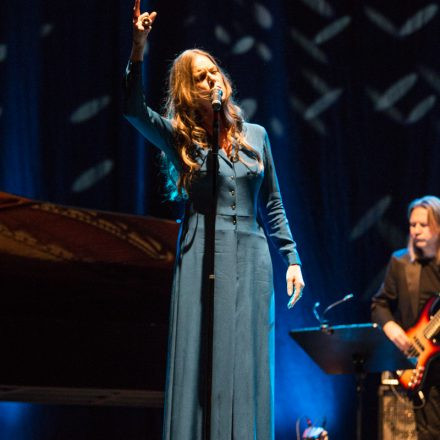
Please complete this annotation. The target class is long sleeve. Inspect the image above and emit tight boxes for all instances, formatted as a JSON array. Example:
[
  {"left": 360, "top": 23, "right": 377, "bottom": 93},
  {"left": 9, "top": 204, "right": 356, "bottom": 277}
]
[
  {"left": 371, "top": 255, "right": 399, "bottom": 327},
  {"left": 123, "top": 60, "right": 182, "bottom": 170},
  {"left": 258, "top": 129, "right": 301, "bottom": 267}
]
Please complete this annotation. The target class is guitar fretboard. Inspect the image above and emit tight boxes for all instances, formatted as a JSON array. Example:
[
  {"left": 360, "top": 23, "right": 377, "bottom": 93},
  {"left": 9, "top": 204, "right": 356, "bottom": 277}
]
[{"left": 424, "top": 305, "right": 440, "bottom": 340}]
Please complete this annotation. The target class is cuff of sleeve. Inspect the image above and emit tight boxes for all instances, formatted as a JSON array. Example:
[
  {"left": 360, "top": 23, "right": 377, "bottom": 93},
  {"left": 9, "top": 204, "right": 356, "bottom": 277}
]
[
  {"left": 381, "top": 319, "right": 394, "bottom": 328},
  {"left": 287, "top": 253, "right": 301, "bottom": 266},
  {"left": 126, "top": 60, "right": 143, "bottom": 76},
  {"left": 371, "top": 308, "right": 395, "bottom": 329}
]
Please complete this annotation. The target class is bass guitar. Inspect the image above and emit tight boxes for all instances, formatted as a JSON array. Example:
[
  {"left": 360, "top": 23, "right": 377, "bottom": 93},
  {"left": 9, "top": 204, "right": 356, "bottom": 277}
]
[{"left": 396, "top": 294, "right": 440, "bottom": 392}]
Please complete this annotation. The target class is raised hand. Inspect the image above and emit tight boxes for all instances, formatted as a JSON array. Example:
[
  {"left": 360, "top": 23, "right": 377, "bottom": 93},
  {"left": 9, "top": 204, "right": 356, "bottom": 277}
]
[{"left": 131, "top": 0, "right": 157, "bottom": 60}]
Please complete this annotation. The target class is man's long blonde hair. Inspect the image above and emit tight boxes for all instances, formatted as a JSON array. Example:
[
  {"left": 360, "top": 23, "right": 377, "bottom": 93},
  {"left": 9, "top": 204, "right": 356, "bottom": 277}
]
[
  {"left": 162, "top": 49, "right": 261, "bottom": 200},
  {"left": 407, "top": 195, "right": 440, "bottom": 263}
]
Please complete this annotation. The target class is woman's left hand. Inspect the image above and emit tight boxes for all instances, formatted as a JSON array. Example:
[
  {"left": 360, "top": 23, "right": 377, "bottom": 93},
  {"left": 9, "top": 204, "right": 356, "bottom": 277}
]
[{"left": 286, "top": 264, "right": 305, "bottom": 309}]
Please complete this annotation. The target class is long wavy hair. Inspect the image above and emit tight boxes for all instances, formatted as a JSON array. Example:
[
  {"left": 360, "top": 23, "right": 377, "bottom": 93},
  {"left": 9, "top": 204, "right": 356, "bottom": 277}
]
[
  {"left": 161, "top": 49, "right": 261, "bottom": 200},
  {"left": 407, "top": 195, "right": 440, "bottom": 263}
]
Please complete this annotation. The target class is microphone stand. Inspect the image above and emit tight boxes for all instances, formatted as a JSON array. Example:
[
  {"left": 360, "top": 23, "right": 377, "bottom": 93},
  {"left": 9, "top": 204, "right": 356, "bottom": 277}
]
[
  {"left": 203, "top": 103, "right": 220, "bottom": 440},
  {"left": 313, "top": 294, "right": 354, "bottom": 334}
]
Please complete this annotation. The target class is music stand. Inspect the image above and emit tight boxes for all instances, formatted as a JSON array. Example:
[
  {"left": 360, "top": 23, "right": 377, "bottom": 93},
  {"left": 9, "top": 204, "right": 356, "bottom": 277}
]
[{"left": 289, "top": 323, "right": 413, "bottom": 440}]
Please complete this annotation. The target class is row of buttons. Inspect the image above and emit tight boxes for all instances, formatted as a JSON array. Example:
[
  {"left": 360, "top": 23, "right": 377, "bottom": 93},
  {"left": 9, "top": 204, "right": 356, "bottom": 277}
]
[{"left": 230, "top": 170, "right": 236, "bottom": 219}]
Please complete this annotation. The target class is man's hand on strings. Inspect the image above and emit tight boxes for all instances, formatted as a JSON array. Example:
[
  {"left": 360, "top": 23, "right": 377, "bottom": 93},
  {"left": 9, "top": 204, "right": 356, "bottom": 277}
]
[{"left": 383, "top": 320, "right": 411, "bottom": 353}]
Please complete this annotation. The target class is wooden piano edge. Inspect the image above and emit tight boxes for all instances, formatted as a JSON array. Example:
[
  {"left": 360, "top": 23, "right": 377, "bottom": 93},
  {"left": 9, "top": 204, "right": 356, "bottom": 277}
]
[{"left": 0, "top": 384, "right": 164, "bottom": 408}]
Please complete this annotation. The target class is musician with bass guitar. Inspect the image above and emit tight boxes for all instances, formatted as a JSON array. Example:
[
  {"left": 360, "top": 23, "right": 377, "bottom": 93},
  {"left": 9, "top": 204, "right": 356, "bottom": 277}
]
[{"left": 372, "top": 195, "right": 440, "bottom": 440}]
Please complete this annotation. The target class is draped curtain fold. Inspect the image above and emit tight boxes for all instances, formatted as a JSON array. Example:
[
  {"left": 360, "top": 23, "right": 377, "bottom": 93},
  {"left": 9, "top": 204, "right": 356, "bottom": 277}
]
[{"left": 1, "top": 0, "right": 439, "bottom": 438}]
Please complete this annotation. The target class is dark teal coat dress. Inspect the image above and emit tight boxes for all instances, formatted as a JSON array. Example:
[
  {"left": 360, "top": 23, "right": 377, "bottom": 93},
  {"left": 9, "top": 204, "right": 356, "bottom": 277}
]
[{"left": 123, "top": 61, "right": 301, "bottom": 440}]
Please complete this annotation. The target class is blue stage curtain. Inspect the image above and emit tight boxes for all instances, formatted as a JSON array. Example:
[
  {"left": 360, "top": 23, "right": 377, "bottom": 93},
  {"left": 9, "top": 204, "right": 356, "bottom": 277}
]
[{"left": 1, "top": 0, "right": 439, "bottom": 438}]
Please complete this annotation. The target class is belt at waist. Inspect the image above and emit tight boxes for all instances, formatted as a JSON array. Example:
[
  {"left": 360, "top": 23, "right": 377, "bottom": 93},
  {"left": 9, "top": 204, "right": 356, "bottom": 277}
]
[{"left": 184, "top": 212, "right": 261, "bottom": 232}]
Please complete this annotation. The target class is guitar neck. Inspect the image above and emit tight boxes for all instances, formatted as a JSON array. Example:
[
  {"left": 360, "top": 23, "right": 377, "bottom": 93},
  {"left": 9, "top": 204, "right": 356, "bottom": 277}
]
[{"left": 424, "top": 307, "right": 440, "bottom": 340}]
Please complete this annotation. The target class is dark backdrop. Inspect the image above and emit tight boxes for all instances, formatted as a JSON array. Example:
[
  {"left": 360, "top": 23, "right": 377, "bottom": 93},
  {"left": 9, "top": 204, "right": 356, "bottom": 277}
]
[{"left": 1, "top": 0, "right": 439, "bottom": 438}]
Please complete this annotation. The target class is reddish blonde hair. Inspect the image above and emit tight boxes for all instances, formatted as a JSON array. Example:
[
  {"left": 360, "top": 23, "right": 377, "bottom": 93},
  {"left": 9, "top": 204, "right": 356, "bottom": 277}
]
[{"left": 162, "top": 49, "right": 261, "bottom": 200}]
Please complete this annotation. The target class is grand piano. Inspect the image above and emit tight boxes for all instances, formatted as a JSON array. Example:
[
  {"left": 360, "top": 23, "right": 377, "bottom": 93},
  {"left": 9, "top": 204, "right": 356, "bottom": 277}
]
[{"left": 0, "top": 192, "right": 179, "bottom": 407}]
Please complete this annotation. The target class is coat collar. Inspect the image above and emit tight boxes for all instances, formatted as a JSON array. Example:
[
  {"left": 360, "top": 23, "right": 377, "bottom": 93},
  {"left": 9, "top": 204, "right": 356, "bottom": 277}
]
[
  {"left": 193, "top": 144, "right": 234, "bottom": 169},
  {"left": 218, "top": 148, "right": 233, "bottom": 168}
]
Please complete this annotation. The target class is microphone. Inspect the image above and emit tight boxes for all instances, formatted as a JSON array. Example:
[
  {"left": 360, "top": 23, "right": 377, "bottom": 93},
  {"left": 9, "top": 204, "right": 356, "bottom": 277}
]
[
  {"left": 312, "top": 301, "right": 321, "bottom": 324},
  {"left": 322, "top": 293, "right": 354, "bottom": 324},
  {"left": 211, "top": 85, "right": 223, "bottom": 111},
  {"left": 322, "top": 293, "right": 354, "bottom": 320},
  {"left": 311, "top": 293, "right": 354, "bottom": 331}
]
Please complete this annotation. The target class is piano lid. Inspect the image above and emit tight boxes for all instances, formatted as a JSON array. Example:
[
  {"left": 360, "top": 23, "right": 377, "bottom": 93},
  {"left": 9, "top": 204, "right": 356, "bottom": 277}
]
[{"left": 0, "top": 191, "right": 178, "bottom": 267}]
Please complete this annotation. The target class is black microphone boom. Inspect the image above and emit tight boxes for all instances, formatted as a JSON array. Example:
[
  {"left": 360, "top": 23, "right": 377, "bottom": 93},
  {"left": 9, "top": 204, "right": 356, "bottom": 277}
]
[
  {"left": 312, "top": 302, "right": 321, "bottom": 324},
  {"left": 311, "top": 293, "right": 354, "bottom": 328},
  {"left": 322, "top": 293, "right": 354, "bottom": 322}
]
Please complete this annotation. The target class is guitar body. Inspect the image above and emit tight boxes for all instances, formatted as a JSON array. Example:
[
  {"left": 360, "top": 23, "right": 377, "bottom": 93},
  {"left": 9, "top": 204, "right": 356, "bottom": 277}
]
[{"left": 397, "top": 295, "right": 440, "bottom": 392}]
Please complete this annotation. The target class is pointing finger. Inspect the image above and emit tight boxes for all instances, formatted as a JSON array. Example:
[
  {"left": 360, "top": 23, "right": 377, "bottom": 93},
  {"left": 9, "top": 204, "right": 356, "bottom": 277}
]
[{"left": 133, "top": 0, "right": 140, "bottom": 20}]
